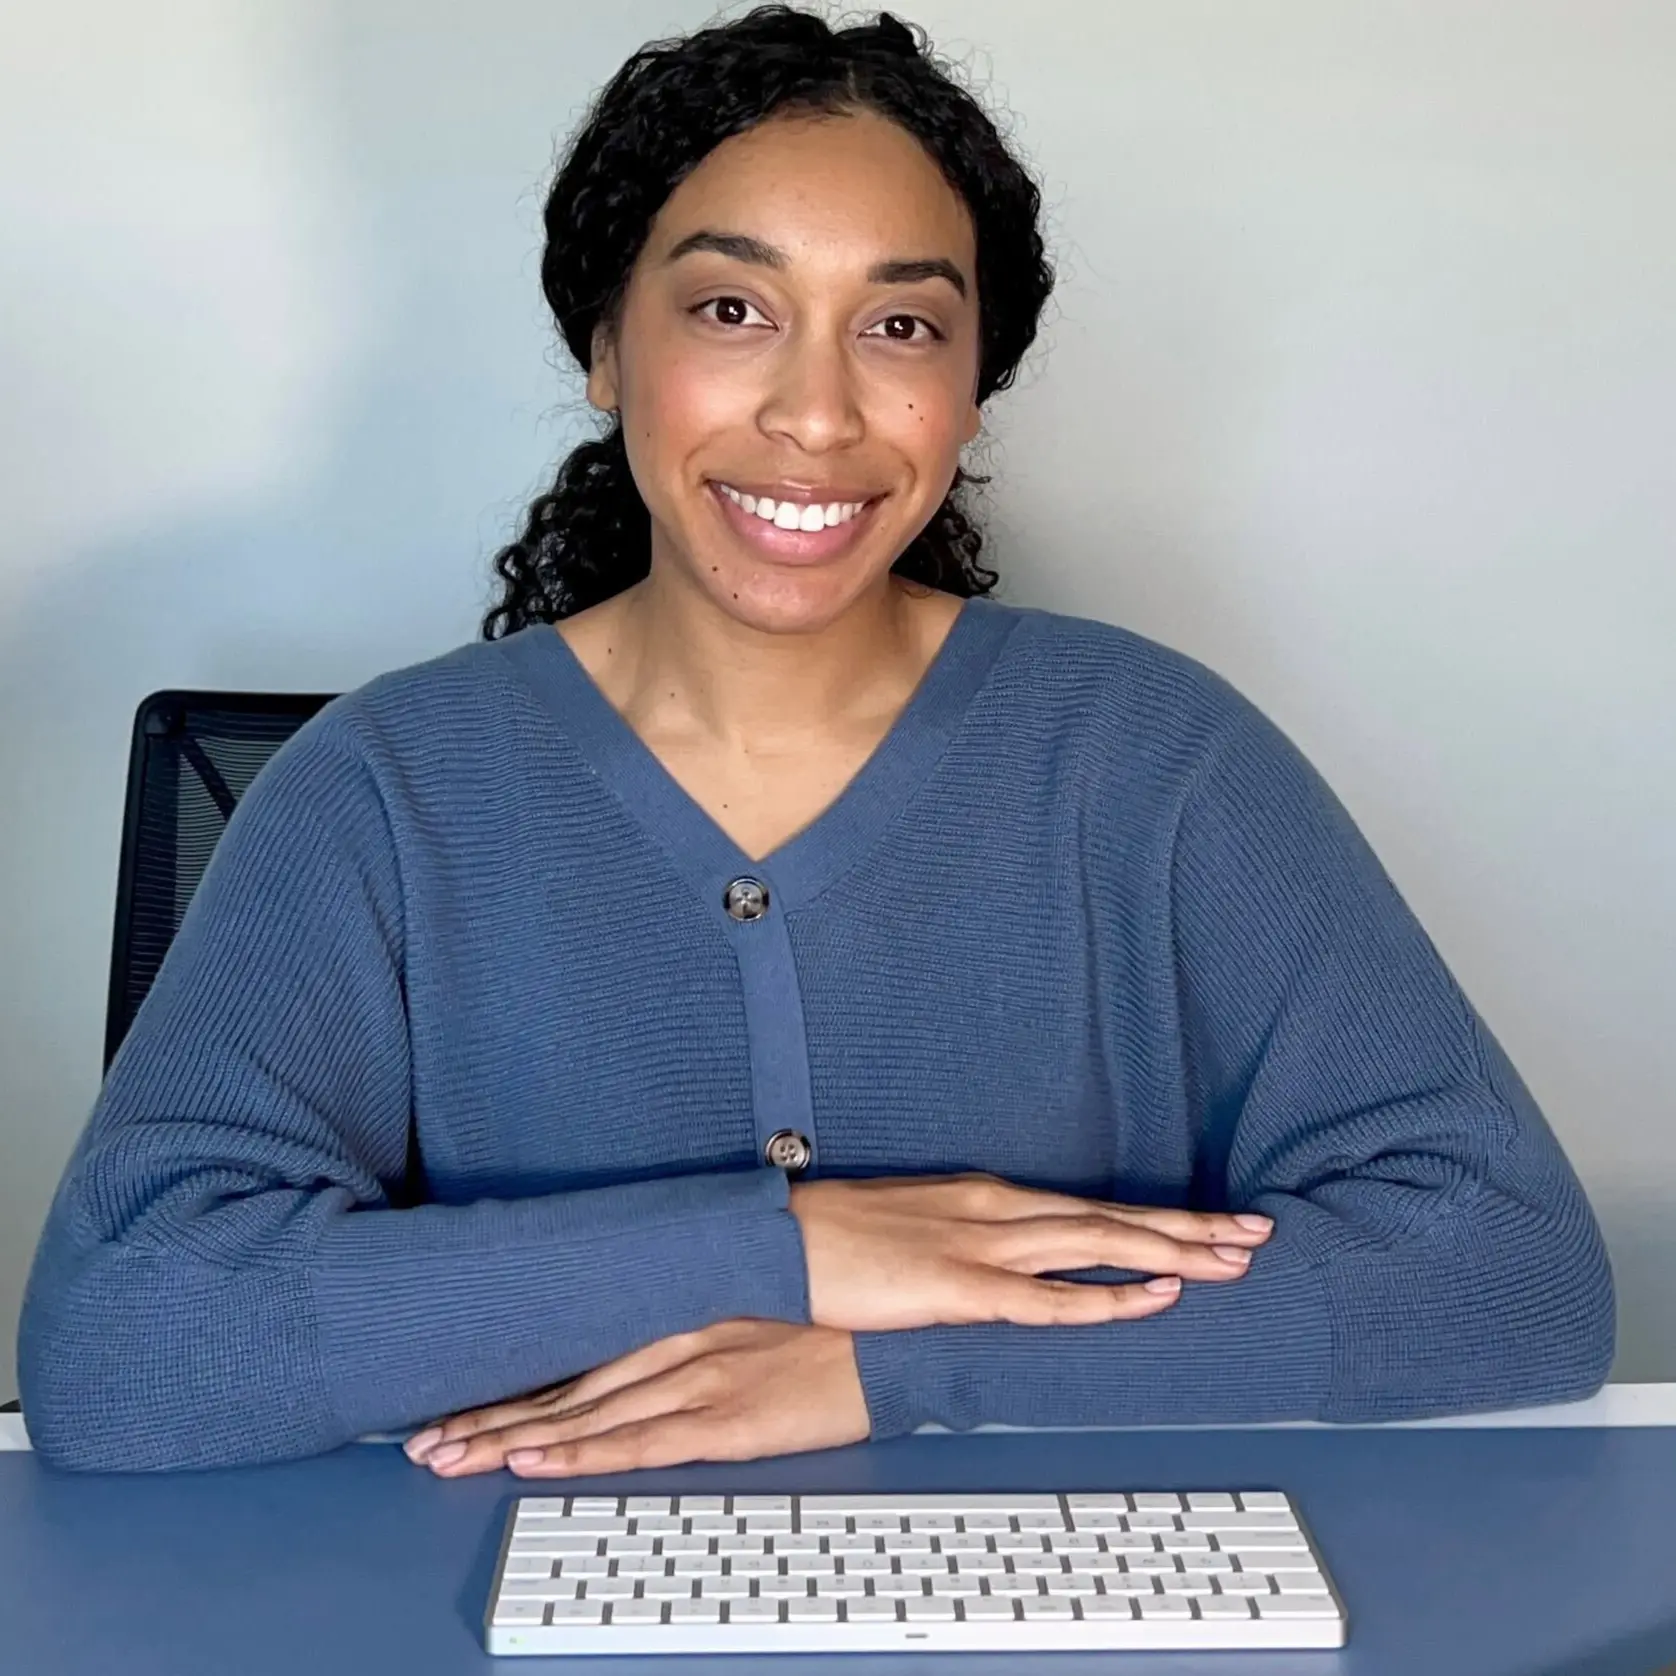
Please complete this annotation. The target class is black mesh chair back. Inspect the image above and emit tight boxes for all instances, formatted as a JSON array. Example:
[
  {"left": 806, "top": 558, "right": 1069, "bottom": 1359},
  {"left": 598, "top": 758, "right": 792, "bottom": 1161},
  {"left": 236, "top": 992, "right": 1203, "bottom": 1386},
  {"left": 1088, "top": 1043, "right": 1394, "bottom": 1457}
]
[{"left": 104, "top": 690, "right": 336, "bottom": 1070}]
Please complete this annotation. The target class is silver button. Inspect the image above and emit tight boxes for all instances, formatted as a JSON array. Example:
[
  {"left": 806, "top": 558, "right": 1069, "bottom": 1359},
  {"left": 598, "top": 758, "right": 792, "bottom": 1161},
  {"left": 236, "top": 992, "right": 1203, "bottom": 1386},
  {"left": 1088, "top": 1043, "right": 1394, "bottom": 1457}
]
[
  {"left": 723, "top": 877, "right": 770, "bottom": 922},
  {"left": 763, "top": 1129, "right": 812, "bottom": 1173}
]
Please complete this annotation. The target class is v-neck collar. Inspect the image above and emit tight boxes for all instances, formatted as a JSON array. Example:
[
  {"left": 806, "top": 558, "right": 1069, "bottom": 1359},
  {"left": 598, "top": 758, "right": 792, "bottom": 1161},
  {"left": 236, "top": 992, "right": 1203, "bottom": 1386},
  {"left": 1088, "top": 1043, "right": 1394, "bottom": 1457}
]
[{"left": 499, "top": 594, "right": 1022, "bottom": 913}]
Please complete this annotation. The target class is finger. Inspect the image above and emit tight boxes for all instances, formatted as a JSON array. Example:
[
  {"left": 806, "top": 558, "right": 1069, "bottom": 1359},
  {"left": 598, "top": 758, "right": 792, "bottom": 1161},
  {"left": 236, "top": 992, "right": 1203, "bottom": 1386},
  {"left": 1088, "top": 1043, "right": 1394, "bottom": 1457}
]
[
  {"left": 980, "top": 1215, "right": 1259, "bottom": 1282},
  {"left": 504, "top": 1411, "right": 757, "bottom": 1479},
  {"left": 429, "top": 1361, "right": 720, "bottom": 1477},
  {"left": 416, "top": 1324, "right": 735, "bottom": 1457},
  {"left": 943, "top": 1267, "right": 1184, "bottom": 1328},
  {"left": 910, "top": 1176, "right": 1275, "bottom": 1246}
]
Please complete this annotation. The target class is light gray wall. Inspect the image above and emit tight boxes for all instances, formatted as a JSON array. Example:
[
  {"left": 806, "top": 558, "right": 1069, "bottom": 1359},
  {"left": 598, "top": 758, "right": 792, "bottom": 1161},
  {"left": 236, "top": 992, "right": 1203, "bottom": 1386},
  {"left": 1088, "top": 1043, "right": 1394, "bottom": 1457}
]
[{"left": 2, "top": 0, "right": 1671, "bottom": 1391}]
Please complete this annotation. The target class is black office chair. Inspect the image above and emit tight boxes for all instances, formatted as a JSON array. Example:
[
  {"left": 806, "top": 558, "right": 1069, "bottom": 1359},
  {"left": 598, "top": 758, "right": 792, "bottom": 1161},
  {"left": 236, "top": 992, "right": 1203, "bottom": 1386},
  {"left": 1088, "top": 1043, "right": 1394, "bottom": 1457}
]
[
  {"left": 103, "top": 689, "right": 336, "bottom": 1070},
  {"left": 2, "top": 691, "right": 337, "bottom": 1415}
]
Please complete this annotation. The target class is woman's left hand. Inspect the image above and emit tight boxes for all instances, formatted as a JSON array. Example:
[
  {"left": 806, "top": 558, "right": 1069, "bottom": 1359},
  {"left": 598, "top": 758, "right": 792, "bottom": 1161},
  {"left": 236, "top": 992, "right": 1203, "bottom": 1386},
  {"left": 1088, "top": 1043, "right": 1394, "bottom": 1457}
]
[{"left": 403, "top": 1320, "right": 870, "bottom": 1478}]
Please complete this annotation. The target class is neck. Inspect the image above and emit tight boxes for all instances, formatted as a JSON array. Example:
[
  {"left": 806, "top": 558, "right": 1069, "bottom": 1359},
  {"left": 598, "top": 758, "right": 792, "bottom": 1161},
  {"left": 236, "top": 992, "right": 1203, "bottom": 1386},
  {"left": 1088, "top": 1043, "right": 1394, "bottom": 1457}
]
[{"left": 597, "top": 567, "right": 947, "bottom": 751}]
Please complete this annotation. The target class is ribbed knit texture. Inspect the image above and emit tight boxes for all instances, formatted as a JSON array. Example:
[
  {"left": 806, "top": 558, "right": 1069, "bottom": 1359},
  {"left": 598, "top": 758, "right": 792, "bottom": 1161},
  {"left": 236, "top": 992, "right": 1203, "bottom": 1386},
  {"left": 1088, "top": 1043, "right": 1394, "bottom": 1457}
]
[{"left": 18, "top": 602, "right": 1614, "bottom": 1470}]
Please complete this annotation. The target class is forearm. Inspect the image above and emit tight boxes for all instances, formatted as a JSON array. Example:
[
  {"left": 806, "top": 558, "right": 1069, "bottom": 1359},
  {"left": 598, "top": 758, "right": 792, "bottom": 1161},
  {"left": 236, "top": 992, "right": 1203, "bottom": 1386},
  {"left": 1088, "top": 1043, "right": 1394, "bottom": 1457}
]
[
  {"left": 852, "top": 1171, "right": 1614, "bottom": 1437},
  {"left": 20, "top": 1163, "right": 808, "bottom": 1472}
]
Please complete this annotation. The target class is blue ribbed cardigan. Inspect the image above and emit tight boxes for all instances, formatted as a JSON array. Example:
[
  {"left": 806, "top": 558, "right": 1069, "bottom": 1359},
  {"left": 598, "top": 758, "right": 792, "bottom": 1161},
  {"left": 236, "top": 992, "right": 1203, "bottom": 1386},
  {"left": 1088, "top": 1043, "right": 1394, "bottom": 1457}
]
[{"left": 18, "top": 598, "right": 1614, "bottom": 1470}]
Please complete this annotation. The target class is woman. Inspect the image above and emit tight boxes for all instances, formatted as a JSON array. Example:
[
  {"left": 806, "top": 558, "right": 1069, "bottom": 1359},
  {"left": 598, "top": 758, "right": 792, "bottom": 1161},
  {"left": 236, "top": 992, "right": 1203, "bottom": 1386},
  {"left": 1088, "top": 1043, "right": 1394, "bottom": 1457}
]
[{"left": 20, "top": 7, "right": 1612, "bottom": 1475}]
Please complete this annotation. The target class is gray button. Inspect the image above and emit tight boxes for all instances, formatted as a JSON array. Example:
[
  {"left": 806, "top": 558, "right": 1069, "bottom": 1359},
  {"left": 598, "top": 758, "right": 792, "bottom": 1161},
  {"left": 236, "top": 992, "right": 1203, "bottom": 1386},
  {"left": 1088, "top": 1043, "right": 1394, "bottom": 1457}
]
[
  {"left": 723, "top": 877, "right": 770, "bottom": 921},
  {"left": 764, "top": 1130, "right": 812, "bottom": 1173}
]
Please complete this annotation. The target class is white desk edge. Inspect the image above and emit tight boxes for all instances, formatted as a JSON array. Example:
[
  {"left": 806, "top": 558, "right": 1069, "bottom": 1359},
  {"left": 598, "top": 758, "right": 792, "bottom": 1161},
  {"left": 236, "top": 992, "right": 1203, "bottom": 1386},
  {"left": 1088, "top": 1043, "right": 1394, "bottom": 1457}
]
[{"left": 4, "top": 1383, "right": 1675, "bottom": 1453}]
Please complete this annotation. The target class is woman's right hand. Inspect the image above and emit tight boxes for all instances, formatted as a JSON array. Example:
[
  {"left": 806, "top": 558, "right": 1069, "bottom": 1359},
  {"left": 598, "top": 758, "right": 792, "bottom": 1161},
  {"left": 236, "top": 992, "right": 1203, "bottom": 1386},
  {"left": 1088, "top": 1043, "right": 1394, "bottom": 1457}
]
[{"left": 787, "top": 1173, "right": 1273, "bottom": 1332}]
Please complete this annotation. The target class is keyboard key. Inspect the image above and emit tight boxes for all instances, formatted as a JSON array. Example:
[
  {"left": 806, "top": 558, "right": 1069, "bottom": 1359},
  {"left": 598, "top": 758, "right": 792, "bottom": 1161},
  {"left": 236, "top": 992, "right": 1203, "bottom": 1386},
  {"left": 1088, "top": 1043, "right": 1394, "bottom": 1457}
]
[
  {"left": 640, "top": 1576, "right": 693, "bottom": 1599},
  {"left": 1160, "top": 1572, "right": 1216, "bottom": 1594},
  {"left": 874, "top": 1575, "right": 928, "bottom": 1597},
  {"left": 1044, "top": 1574, "right": 1099, "bottom": 1595},
  {"left": 757, "top": 1576, "right": 811, "bottom": 1599},
  {"left": 951, "top": 1554, "right": 1006, "bottom": 1574},
  {"left": 547, "top": 1600, "right": 605, "bottom": 1624},
  {"left": 659, "top": 1534, "right": 712, "bottom": 1555},
  {"left": 1185, "top": 1494, "right": 1237, "bottom": 1511},
  {"left": 904, "top": 1597, "right": 957, "bottom": 1621},
  {"left": 696, "top": 1576, "right": 752, "bottom": 1599},
  {"left": 844, "top": 1598, "right": 901, "bottom": 1623},
  {"left": 1198, "top": 1595, "right": 1256, "bottom": 1620},
  {"left": 604, "top": 1535, "right": 655, "bottom": 1555},
  {"left": 1020, "top": 1596, "right": 1075, "bottom": 1619},
  {"left": 500, "top": 1578, "right": 579, "bottom": 1600},
  {"left": 783, "top": 1554, "right": 836, "bottom": 1575},
  {"left": 1079, "top": 1596, "right": 1137, "bottom": 1620},
  {"left": 556, "top": 1556, "right": 609, "bottom": 1577},
  {"left": 988, "top": 1575, "right": 1042, "bottom": 1596},
  {"left": 728, "top": 1599, "right": 782, "bottom": 1623},
  {"left": 802, "top": 1497, "right": 1061, "bottom": 1516},
  {"left": 907, "top": 1513, "right": 958, "bottom": 1532},
  {"left": 735, "top": 1497, "right": 792, "bottom": 1514},
  {"left": 1101, "top": 1574, "right": 1158, "bottom": 1595},
  {"left": 570, "top": 1498, "right": 621, "bottom": 1515},
  {"left": 812, "top": 1576, "right": 868, "bottom": 1596},
  {"left": 1181, "top": 1512, "right": 1298, "bottom": 1532},
  {"left": 669, "top": 1555, "right": 722, "bottom": 1576},
  {"left": 625, "top": 1497, "right": 672, "bottom": 1516},
  {"left": 929, "top": 1575, "right": 984, "bottom": 1595},
  {"left": 1137, "top": 1595, "right": 1194, "bottom": 1619},
  {"left": 1010, "top": 1554, "right": 1065, "bottom": 1574},
  {"left": 898, "top": 1555, "right": 952, "bottom": 1575},
  {"left": 674, "top": 1497, "right": 726, "bottom": 1514},
  {"left": 716, "top": 1534, "right": 766, "bottom": 1554},
  {"left": 1132, "top": 1494, "right": 1185, "bottom": 1512},
  {"left": 492, "top": 1599, "right": 547, "bottom": 1627},
  {"left": 1014, "top": 1511, "right": 1067, "bottom": 1531},
  {"left": 631, "top": 1515, "right": 684, "bottom": 1533},
  {"left": 1217, "top": 1575, "right": 1276, "bottom": 1596},
  {"left": 688, "top": 1514, "right": 739, "bottom": 1534},
  {"left": 785, "top": 1598, "right": 839, "bottom": 1622},
  {"left": 771, "top": 1534, "right": 824, "bottom": 1555},
  {"left": 613, "top": 1555, "right": 667, "bottom": 1576},
  {"left": 1274, "top": 1572, "right": 1329, "bottom": 1593},
  {"left": 961, "top": 1597, "right": 1018, "bottom": 1621},
  {"left": 839, "top": 1553, "right": 894, "bottom": 1575},
  {"left": 1257, "top": 1593, "right": 1339, "bottom": 1619},
  {"left": 610, "top": 1600, "right": 664, "bottom": 1624},
  {"left": 1237, "top": 1493, "right": 1292, "bottom": 1511},
  {"left": 503, "top": 1556, "right": 558, "bottom": 1576},
  {"left": 725, "top": 1555, "right": 779, "bottom": 1576},
  {"left": 743, "top": 1515, "right": 793, "bottom": 1534},
  {"left": 799, "top": 1512, "right": 851, "bottom": 1533},
  {"left": 579, "top": 1577, "right": 636, "bottom": 1600},
  {"left": 667, "top": 1599, "right": 721, "bottom": 1623}
]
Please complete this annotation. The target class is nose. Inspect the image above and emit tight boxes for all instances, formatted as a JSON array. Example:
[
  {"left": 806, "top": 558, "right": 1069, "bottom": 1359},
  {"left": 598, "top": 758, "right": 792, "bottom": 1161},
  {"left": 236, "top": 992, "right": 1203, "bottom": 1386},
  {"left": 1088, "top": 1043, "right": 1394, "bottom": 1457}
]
[{"left": 757, "top": 326, "right": 865, "bottom": 455}]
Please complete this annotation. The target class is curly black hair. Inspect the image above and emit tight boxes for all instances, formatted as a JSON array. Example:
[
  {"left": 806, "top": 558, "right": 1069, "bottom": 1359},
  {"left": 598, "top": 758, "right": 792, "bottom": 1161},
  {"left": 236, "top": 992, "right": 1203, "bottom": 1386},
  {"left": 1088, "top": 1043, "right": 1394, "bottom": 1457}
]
[{"left": 482, "top": 5, "right": 1055, "bottom": 639}]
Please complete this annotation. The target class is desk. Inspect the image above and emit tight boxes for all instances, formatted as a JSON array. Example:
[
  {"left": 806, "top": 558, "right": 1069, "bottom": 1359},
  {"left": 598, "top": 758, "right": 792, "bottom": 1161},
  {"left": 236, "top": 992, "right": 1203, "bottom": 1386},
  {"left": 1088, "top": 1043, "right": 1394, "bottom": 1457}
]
[{"left": 4, "top": 1394, "right": 1676, "bottom": 1676}]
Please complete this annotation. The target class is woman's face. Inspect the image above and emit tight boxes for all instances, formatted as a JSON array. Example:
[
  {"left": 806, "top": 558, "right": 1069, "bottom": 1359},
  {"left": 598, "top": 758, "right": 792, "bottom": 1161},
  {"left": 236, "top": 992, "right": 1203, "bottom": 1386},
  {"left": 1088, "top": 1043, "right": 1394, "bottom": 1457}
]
[{"left": 589, "top": 108, "right": 983, "bottom": 634}]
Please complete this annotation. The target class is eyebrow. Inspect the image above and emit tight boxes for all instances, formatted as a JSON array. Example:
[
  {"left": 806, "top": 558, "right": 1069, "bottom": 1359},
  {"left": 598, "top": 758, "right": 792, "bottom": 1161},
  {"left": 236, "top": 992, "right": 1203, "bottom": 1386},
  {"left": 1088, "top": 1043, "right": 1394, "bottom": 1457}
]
[{"left": 662, "top": 230, "right": 968, "bottom": 300}]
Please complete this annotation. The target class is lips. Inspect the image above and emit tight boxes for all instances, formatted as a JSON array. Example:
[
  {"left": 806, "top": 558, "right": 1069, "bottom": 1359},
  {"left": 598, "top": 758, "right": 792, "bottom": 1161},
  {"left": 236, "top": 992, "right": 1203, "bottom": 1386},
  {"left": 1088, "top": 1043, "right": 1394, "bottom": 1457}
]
[{"left": 706, "top": 479, "right": 882, "bottom": 565}]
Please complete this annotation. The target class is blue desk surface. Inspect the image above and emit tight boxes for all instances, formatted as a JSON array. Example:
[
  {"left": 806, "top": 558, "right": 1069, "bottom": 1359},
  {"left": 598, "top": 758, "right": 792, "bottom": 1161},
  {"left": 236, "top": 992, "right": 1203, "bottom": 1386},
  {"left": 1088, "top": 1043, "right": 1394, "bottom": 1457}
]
[{"left": 4, "top": 1426, "right": 1675, "bottom": 1676}]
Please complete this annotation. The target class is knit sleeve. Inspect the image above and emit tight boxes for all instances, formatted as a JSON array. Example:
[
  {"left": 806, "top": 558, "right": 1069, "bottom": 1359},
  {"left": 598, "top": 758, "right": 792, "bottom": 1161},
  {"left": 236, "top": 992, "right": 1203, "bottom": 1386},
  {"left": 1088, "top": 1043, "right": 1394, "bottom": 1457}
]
[
  {"left": 851, "top": 690, "right": 1614, "bottom": 1436},
  {"left": 17, "top": 708, "right": 809, "bottom": 1471}
]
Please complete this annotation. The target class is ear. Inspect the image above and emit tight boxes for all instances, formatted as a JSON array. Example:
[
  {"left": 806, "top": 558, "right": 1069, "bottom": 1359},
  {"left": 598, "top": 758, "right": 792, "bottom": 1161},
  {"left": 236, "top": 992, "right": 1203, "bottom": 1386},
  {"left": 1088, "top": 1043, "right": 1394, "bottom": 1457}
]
[{"left": 585, "top": 322, "right": 620, "bottom": 413}]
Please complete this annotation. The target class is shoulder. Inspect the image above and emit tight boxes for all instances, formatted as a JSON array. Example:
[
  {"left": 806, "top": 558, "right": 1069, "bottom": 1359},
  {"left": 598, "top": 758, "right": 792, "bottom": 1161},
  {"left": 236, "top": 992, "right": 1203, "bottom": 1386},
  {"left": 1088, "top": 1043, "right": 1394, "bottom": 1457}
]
[{"left": 982, "top": 599, "right": 1271, "bottom": 768}]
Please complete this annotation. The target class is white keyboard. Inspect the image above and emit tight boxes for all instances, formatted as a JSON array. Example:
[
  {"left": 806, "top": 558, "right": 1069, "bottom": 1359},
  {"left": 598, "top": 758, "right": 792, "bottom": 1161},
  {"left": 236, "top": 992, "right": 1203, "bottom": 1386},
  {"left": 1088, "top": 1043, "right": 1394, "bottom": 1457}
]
[{"left": 485, "top": 1490, "right": 1347, "bottom": 1655}]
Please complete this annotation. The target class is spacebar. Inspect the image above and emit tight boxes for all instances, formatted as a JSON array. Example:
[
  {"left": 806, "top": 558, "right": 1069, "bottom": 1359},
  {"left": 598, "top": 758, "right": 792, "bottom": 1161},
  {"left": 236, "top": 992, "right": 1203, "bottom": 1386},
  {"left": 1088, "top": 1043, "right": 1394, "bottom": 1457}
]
[{"left": 797, "top": 1495, "right": 1064, "bottom": 1514}]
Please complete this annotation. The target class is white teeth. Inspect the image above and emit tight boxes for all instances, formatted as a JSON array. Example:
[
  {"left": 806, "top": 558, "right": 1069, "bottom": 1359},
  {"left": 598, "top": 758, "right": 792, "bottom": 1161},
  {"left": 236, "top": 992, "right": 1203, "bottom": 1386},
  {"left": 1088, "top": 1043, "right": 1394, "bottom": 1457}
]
[{"left": 717, "top": 483, "right": 869, "bottom": 531}]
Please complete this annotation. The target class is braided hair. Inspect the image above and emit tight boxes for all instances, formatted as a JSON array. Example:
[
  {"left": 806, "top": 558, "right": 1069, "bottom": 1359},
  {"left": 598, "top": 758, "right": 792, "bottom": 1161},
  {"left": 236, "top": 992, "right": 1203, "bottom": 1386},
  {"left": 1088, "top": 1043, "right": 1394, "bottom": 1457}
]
[{"left": 482, "top": 6, "right": 1054, "bottom": 638}]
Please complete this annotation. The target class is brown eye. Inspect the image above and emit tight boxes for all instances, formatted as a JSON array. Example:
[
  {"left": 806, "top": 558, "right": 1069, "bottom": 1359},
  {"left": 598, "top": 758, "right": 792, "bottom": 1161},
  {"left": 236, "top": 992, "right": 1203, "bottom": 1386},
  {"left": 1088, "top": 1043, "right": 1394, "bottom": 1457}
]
[
  {"left": 695, "top": 296, "right": 768, "bottom": 329},
  {"left": 863, "top": 314, "right": 942, "bottom": 343}
]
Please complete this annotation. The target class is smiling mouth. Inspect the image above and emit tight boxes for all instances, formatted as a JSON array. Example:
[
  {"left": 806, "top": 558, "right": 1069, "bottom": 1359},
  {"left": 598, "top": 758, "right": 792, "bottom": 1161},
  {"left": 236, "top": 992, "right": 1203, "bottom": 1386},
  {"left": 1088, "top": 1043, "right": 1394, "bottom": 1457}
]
[
  {"left": 706, "top": 480, "right": 884, "bottom": 563},
  {"left": 712, "top": 481, "right": 875, "bottom": 532}
]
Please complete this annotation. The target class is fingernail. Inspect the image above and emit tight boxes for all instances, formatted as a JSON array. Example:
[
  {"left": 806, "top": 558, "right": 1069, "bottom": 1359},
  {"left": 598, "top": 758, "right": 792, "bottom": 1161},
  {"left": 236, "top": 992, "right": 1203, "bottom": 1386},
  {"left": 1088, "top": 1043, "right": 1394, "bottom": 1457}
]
[
  {"left": 1235, "top": 1215, "right": 1273, "bottom": 1232},
  {"left": 404, "top": 1427, "right": 442, "bottom": 1461},
  {"left": 1143, "top": 1276, "right": 1181, "bottom": 1294},
  {"left": 1213, "top": 1245, "right": 1252, "bottom": 1265},
  {"left": 507, "top": 1449, "right": 545, "bottom": 1471},
  {"left": 427, "top": 1441, "right": 467, "bottom": 1469}
]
